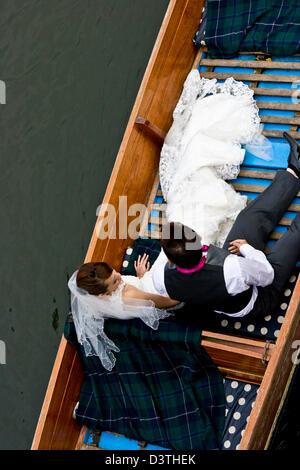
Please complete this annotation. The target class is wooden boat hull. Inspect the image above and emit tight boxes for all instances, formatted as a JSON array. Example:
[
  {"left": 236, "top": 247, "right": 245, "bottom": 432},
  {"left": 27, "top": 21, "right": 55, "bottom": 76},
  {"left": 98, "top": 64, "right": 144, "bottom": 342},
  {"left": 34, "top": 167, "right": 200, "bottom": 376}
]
[{"left": 32, "top": 0, "right": 300, "bottom": 450}]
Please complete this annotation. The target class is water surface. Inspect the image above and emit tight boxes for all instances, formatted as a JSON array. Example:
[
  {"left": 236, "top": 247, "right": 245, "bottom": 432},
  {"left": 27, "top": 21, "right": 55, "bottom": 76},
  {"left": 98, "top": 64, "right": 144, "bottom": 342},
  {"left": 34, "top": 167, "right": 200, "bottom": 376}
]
[{"left": 0, "top": 0, "right": 169, "bottom": 449}]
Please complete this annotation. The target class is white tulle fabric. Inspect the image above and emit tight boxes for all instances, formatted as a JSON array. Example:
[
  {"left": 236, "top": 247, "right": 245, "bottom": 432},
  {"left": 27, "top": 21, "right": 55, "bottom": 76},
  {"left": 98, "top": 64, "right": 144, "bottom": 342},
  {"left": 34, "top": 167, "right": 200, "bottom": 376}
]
[
  {"left": 159, "top": 70, "right": 262, "bottom": 247},
  {"left": 68, "top": 270, "right": 171, "bottom": 371}
]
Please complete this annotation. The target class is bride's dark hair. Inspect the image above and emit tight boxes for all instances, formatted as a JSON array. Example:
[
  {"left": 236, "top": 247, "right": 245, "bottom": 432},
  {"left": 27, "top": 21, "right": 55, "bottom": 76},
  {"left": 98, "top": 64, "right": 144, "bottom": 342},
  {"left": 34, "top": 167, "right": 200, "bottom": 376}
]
[
  {"left": 76, "top": 262, "right": 113, "bottom": 295},
  {"left": 161, "top": 222, "right": 203, "bottom": 269}
]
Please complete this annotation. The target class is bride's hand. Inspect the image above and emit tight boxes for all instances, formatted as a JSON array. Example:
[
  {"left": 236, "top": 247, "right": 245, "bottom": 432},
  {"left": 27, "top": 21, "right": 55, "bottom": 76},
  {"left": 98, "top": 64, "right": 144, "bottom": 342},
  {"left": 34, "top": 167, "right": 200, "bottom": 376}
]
[
  {"left": 228, "top": 239, "right": 248, "bottom": 256},
  {"left": 167, "top": 298, "right": 181, "bottom": 307},
  {"left": 134, "top": 253, "right": 150, "bottom": 278}
]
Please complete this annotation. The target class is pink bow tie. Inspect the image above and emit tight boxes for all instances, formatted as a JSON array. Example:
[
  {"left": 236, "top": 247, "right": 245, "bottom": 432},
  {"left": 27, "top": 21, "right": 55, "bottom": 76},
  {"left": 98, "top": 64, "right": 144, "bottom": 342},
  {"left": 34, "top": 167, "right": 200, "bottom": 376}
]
[{"left": 176, "top": 245, "right": 209, "bottom": 274}]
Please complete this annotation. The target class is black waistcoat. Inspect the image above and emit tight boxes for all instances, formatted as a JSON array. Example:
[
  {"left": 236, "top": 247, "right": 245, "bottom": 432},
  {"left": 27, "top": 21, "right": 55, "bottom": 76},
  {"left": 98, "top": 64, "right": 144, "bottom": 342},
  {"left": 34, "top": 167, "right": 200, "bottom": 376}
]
[{"left": 164, "top": 245, "right": 253, "bottom": 314}]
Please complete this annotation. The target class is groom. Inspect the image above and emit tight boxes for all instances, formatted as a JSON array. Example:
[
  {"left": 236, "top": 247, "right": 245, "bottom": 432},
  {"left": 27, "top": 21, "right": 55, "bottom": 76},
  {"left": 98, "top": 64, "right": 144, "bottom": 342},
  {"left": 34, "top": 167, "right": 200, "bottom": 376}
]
[{"left": 152, "top": 132, "right": 300, "bottom": 321}]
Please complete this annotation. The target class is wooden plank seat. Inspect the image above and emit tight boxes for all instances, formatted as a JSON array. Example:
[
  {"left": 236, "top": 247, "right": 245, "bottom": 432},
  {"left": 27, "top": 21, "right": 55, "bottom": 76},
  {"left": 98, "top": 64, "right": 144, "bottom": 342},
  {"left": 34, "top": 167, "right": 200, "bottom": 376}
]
[
  {"left": 200, "top": 59, "right": 300, "bottom": 70},
  {"left": 199, "top": 48, "right": 300, "bottom": 141},
  {"left": 200, "top": 71, "right": 300, "bottom": 84}
]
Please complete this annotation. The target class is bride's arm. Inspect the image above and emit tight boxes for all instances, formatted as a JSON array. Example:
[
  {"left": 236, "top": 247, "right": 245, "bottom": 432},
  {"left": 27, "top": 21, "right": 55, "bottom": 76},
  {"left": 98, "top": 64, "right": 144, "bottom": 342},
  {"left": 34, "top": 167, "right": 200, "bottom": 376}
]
[{"left": 122, "top": 284, "right": 180, "bottom": 309}]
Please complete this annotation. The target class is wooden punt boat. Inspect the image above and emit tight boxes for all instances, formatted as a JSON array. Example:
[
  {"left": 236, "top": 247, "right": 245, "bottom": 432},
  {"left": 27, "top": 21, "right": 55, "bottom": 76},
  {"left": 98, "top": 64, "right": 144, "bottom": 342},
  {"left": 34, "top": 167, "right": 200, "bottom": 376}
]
[{"left": 31, "top": 0, "right": 300, "bottom": 450}]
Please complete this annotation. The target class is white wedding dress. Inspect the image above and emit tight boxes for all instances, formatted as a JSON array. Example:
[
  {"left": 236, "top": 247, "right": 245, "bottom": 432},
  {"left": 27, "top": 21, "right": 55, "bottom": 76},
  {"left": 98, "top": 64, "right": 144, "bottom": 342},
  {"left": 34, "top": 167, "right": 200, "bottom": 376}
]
[
  {"left": 111, "top": 251, "right": 167, "bottom": 297},
  {"left": 111, "top": 272, "right": 159, "bottom": 297},
  {"left": 159, "top": 70, "right": 262, "bottom": 247}
]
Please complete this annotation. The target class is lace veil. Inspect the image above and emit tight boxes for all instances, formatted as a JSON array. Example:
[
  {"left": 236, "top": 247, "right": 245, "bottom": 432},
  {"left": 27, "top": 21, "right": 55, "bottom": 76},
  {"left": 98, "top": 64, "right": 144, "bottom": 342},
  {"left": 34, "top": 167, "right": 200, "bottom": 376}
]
[{"left": 68, "top": 270, "right": 171, "bottom": 371}]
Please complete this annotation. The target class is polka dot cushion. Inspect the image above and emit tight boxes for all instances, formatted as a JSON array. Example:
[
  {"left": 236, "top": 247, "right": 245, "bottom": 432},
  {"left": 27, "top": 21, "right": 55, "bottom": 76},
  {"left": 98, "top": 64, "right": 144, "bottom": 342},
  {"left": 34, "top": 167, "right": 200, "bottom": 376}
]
[
  {"left": 121, "top": 237, "right": 162, "bottom": 276},
  {"left": 210, "top": 269, "right": 299, "bottom": 341},
  {"left": 222, "top": 379, "right": 259, "bottom": 450}
]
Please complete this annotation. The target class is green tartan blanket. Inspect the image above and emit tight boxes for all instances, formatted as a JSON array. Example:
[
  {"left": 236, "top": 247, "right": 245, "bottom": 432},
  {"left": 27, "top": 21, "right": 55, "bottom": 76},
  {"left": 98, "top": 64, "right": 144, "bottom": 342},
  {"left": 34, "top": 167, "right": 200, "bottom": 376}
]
[
  {"left": 198, "top": 0, "right": 300, "bottom": 58},
  {"left": 64, "top": 312, "right": 225, "bottom": 450}
]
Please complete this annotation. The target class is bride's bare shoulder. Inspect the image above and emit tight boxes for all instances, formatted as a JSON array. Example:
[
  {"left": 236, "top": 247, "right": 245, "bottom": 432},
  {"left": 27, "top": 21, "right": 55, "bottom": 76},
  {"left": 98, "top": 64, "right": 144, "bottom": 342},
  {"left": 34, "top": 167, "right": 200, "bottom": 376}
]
[
  {"left": 122, "top": 283, "right": 145, "bottom": 299},
  {"left": 122, "top": 284, "right": 137, "bottom": 297}
]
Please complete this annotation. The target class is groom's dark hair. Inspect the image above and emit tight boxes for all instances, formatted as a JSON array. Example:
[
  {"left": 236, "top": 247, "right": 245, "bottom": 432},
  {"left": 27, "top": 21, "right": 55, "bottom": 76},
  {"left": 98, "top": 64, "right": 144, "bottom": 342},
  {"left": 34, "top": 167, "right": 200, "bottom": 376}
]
[{"left": 161, "top": 222, "right": 203, "bottom": 269}]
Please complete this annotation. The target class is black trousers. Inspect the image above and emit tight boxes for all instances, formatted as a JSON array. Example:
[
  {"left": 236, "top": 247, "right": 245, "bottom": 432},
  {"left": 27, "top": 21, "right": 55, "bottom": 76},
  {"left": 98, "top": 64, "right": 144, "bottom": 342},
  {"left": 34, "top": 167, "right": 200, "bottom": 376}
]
[{"left": 222, "top": 170, "right": 300, "bottom": 321}]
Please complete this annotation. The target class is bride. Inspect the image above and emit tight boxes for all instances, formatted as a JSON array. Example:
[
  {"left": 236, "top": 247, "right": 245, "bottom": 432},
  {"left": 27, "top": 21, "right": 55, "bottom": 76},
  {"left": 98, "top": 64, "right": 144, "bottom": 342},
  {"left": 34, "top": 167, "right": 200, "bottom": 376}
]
[
  {"left": 68, "top": 70, "right": 266, "bottom": 370},
  {"left": 68, "top": 252, "right": 177, "bottom": 370}
]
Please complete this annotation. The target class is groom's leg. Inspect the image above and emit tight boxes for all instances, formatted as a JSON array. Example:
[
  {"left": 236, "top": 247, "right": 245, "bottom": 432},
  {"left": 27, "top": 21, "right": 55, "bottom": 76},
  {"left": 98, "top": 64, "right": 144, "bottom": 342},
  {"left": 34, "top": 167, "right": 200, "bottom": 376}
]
[
  {"left": 245, "top": 213, "right": 300, "bottom": 322},
  {"left": 223, "top": 170, "right": 300, "bottom": 251},
  {"left": 266, "top": 212, "right": 300, "bottom": 294}
]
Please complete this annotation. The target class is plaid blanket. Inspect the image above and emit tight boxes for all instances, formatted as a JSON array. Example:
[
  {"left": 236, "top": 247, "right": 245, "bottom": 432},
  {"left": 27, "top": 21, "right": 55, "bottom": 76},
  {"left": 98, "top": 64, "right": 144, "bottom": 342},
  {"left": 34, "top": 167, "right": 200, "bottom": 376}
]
[
  {"left": 64, "top": 312, "right": 225, "bottom": 450},
  {"left": 196, "top": 0, "right": 300, "bottom": 58}
]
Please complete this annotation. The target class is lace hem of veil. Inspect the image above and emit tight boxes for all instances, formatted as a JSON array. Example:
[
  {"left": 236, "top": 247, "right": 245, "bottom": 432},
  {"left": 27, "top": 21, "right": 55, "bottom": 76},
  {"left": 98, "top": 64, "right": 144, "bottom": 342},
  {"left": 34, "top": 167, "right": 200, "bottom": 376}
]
[{"left": 159, "top": 70, "right": 261, "bottom": 199}]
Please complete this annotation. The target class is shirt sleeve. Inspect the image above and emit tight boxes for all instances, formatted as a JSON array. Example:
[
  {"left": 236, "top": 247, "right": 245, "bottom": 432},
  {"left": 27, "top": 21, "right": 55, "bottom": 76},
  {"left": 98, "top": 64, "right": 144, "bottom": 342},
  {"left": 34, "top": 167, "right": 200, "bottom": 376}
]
[
  {"left": 151, "top": 249, "right": 169, "bottom": 296},
  {"left": 224, "top": 243, "right": 274, "bottom": 295}
]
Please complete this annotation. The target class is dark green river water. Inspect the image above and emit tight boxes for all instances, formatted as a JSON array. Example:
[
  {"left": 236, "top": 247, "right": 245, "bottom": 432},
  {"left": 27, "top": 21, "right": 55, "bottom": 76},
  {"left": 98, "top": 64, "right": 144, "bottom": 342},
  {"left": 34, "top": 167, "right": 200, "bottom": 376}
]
[{"left": 0, "top": 0, "right": 169, "bottom": 449}]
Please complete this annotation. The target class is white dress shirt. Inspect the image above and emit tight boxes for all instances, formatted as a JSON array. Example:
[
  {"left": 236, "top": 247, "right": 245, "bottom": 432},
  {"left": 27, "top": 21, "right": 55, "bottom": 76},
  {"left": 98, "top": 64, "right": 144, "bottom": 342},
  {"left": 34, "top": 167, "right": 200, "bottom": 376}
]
[
  {"left": 151, "top": 249, "right": 170, "bottom": 294},
  {"left": 151, "top": 244, "right": 274, "bottom": 317}
]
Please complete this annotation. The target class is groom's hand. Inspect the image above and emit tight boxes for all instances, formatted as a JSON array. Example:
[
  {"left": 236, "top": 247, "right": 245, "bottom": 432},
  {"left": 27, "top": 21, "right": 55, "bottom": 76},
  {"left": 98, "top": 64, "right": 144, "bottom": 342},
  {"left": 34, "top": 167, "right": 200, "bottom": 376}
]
[{"left": 228, "top": 239, "right": 248, "bottom": 256}]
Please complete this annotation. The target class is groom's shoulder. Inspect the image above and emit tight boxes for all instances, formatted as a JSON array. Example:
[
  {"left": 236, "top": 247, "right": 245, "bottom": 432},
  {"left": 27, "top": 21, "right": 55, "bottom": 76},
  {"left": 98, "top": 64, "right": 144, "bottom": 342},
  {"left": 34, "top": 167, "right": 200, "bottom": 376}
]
[{"left": 206, "top": 244, "right": 230, "bottom": 267}]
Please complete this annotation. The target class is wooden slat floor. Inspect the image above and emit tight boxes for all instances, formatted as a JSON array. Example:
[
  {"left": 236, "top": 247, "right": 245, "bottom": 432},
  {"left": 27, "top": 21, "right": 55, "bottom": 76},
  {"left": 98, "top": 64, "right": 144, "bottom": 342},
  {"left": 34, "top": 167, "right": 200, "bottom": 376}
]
[{"left": 144, "top": 50, "right": 300, "bottom": 254}]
